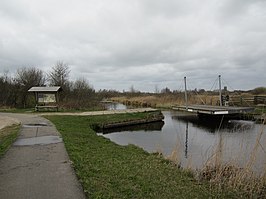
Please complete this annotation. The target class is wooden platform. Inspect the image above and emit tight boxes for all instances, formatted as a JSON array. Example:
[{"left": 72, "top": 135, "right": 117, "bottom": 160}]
[{"left": 173, "top": 105, "right": 254, "bottom": 115}]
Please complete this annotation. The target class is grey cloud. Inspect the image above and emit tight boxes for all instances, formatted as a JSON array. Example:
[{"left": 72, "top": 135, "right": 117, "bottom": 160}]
[
  {"left": 0, "top": 0, "right": 33, "bottom": 22},
  {"left": 0, "top": 0, "right": 265, "bottom": 91},
  {"left": 215, "top": 0, "right": 266, "bottom": 25}
]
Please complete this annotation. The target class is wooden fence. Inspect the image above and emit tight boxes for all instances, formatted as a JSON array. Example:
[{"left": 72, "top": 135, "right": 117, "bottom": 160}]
[{"left": 229, "top": 95, "right": 266, "bottom": 106}]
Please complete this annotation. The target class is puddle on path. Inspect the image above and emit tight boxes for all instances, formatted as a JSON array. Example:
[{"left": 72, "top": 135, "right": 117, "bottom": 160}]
[
  {"left": 23, "top": 123, "right": 49, "bottom": 128},
  {"left": 14, "top": 136, "right": 62, "bottom": 146}
]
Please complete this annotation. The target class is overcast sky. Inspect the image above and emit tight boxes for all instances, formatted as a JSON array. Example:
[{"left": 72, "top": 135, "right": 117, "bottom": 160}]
[{"left": 0, "top": 0, "right": 265, "bottom": 92}]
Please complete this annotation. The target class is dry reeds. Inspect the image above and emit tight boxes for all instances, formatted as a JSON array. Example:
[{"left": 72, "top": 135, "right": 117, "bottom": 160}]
[
  {"left": 198, "top": 118, "right": 266, "bottom": 197},
  {"left": 166, "top": 138, "right": 182, "bottom": 166},
  {"left": 199, "top": 163, "right": 266, "bottom": 197},
  {"left": 111, "top": 94, "right": 220, "bottom": 108}
]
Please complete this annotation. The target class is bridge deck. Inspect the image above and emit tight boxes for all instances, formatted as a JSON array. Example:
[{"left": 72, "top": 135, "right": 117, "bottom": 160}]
[{"left": 173, "top": 105, "right": 254, "bottom": 115}]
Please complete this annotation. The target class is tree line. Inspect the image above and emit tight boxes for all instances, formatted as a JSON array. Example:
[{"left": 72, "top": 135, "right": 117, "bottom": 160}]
[
  {"left": 0, "top": 62, "right": 101, "bottom": 109},
  {"left": 1, "top": 61, "right": 265, "bottom": 109},
  {"left": 0, "top": 61, "right": 139, "bottom": 110}
]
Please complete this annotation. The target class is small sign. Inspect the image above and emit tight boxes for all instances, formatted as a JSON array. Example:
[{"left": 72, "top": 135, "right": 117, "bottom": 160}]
[{"left": 38, "top": 94, "right": 56, "bottom": 103}]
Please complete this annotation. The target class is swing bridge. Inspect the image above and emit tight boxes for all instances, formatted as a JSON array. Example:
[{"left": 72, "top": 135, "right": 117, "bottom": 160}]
[{"left": 172, "top": 75, "right": 255, "bottom": 117}]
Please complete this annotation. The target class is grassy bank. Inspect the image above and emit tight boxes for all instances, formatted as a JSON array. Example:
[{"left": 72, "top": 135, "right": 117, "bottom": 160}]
[
  {"left": 45, "top": 112, "right": 238, "bottom": 198},
  {"left": 0, "top": 107, "right": 102, "bottom": 113},
  {"left": 0, "top": 124, "right": 20, "bottom": 157}
]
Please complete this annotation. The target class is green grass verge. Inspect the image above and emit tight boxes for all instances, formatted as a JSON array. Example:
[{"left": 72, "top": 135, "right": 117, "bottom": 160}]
[
  {"left": 0, "top": 107, "right": 104, "bottom": 113},
  {"left": 0, "top": 108, "right": 35, "bottom": 113},
  {"left": 0, "top": 124, "right": 20, "bottom": 157},
  {"left": 45, "top": 112, "right": 239, "bottom": 199},
  {"left": 254, "top": 107, "right": 266, "bottom": 114}
]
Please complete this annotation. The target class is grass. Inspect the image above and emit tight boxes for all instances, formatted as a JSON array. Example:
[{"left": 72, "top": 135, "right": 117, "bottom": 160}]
[
  {"left": 45, "top": 112, "right": 239, "bottom": 198},
  {"left": 0, "top": 107, "right": 100, "bottom": 113},
  {"left": 255, "top": 106, "right": 266, "bottom": 114},
  {"left": 0, "top": 108, "right": 35, "bottom": 113},
  {"left": 0, "top": 124, "right": 20, "bottom": 157}
]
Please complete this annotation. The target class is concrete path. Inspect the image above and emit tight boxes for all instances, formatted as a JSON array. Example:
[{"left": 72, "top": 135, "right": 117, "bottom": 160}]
[
  {"left": 40, "top": 107, "right": 157, "bottom": 116},
  {"left": 0, "top": 108, "right": 157, "bottom": 198},
  {"left": 0, "top": 113, "right": 86, "bottom": 199}
]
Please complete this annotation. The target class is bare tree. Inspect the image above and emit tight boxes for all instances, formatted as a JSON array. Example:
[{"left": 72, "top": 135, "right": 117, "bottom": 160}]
[
  {"left": 0, "top": 71, "right": 12, "bottom": 106},
  {"left": 48, "top": 61, "right": 70, "bottom": 87},
  {"left": 15, "top": 67, "right": 46, "bottom": 107},
  {"left": 48, "top": 61, "right": 71, "bottom": 101},
  {"left": 16, "top": 67, "right": 46, "bottom": 87},
  {"left": 71, "top": 78, "right": 95, "bottom": 108}
]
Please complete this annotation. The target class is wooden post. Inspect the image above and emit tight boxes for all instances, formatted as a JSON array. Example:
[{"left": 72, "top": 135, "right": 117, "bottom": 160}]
[
  {"left": 56, "top": 91, "right": 59, "bottom": 111},
  {"left": 34, "top": 92, "right": 38, "bottom": 105},
  {"left": 34, "top": 92, "right": 38, "bottom": 111},
  {"left": 219, "top": 75, "right": 222, "bottom": 106}
]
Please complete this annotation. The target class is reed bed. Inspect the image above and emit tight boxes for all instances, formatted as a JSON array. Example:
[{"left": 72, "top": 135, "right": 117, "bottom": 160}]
[{"left": 112, "top": 94, "right": 220, "bottom": 109}]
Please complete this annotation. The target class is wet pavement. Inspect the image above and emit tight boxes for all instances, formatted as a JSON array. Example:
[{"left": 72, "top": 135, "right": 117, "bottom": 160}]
[
  {"left": 14, "top": 135, "right": 63, "bottom": 146},
  {"left": 0, "top": 108, "right": 158, "bottom": 198},
  {"left": 0, "top": 113, "right": 86, "bottom": 199}
]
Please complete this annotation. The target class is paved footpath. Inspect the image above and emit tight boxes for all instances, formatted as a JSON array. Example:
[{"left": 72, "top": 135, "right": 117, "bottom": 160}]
[
  {"left": 0, "top": 108, "right": 156, "bottom": 198},
  {"left": 40, "top": 107, "right": 157, "bottom": 116},
  {"left": 0, "top": 113, "right": 86, "bottom": 199}
]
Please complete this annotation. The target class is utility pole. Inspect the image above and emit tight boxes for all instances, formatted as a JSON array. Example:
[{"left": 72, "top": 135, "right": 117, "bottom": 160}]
[
  {"left": 184, "top": 77, "right": 188, "bottom": 110},
  {"left": 219, "top": 75, "right": 222, "bottom": 106}
]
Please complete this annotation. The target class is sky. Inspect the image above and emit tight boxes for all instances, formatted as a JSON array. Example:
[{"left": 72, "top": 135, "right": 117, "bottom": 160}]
[{"left": 0, "top": 0, "right": 266, "bottom": 92}]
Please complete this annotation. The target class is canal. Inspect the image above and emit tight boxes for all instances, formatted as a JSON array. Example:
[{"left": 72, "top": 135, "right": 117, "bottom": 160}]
[{"left": 100, "top": 103, "right": 266, "bottom": 173}]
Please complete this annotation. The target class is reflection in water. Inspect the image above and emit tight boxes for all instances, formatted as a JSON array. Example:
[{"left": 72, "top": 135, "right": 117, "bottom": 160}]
[
  {"left": 185, "top": 122, "right": 188, "bottom": 158},
  {"left": 172, "top": 114, "right": 254, "bottom": 133},
  {"left": 99, "top": 111, "right": 266, "bottom": 173}
]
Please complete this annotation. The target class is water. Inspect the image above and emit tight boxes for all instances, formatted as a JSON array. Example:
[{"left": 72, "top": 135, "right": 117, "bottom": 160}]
[
  {"left": 99, "top": 109, "right": 266, "bottom": 173},
  {"left": 103, "top": 102, "right": 127, "bottom": 110}
]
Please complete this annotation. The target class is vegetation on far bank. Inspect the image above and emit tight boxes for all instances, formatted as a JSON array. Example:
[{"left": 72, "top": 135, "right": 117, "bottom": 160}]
[
  {"left": 112, "top": 93, "right": 266, "bottom": 109},
  {"left": 0, "top": 106, "right": 104, "bottom": 114},
  {"left": 1, "top": 63, "right": 266, "bottom": 112},
  {"left": 45, "top": 112, "right": 242, "bottom": 198},
  {"left": 0, "top": 124, "right": 20, "bottom": 157}
]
